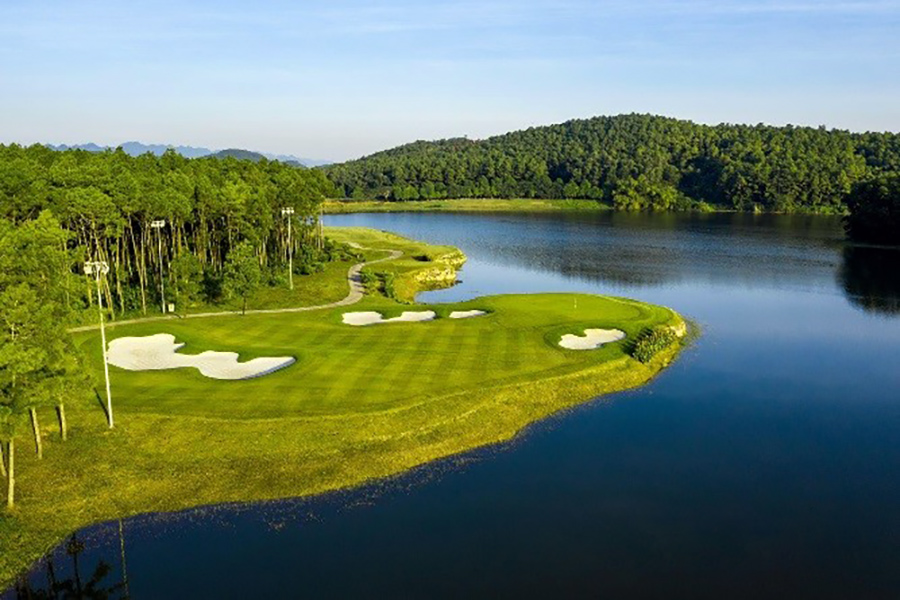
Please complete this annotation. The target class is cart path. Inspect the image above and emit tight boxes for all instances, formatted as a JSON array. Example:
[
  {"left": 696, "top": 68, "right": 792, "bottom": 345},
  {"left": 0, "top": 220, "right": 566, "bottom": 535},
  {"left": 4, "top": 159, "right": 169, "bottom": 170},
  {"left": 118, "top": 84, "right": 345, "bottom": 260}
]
[{"left": 68, "top": 246, "right": 403, "bottom": 333}]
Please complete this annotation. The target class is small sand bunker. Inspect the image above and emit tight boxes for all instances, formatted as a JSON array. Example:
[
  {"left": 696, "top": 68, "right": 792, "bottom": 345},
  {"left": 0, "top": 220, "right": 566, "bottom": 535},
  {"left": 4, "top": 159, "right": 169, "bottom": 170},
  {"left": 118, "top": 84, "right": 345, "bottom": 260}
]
[
  {"left": 449, "top": 310, "right": 487, "bottom": 319},
  {"left": 107, "top": 334, "right": 294, "bottom": 380},
  {"left": 342, "top": 311, "right": 437, "bottom": 326},
  {"left": 559, "top": 328, "right": 626, "bottom": 350}
]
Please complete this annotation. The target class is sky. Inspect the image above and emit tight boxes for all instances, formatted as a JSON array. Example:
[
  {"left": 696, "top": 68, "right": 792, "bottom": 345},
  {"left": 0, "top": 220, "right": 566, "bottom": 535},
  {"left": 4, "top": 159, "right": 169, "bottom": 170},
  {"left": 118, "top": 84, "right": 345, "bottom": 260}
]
[{"left": 1, "top": 0, "right": 898, "bottom": 162}]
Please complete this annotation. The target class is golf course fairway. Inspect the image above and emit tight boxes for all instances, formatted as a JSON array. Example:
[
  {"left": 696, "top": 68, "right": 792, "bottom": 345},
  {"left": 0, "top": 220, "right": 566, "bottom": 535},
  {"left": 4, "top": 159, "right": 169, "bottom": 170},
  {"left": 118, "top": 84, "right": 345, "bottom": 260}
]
[{"left": 0, "top": 228, "right": 687, "bottom": 589}]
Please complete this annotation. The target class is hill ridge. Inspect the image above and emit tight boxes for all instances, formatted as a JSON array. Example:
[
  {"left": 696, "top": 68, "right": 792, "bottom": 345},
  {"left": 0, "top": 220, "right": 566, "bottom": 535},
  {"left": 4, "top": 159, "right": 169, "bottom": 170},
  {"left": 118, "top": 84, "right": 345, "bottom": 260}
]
[
  {"left": 45, "top": 141, "right": 329, "bottom": 166},
  {"left": 324, "top": 113, "right": 900, "bottom": 212}
]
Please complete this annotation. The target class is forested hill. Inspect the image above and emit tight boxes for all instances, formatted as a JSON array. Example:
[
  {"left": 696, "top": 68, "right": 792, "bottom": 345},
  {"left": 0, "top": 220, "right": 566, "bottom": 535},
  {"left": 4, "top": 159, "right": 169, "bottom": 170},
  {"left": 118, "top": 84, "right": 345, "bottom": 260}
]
[
  {"left": 324, "top": 114, "right": 900, "bottom": 213},
  {"left": 212, "top": 148, "right": 268, "bottom": 162}
]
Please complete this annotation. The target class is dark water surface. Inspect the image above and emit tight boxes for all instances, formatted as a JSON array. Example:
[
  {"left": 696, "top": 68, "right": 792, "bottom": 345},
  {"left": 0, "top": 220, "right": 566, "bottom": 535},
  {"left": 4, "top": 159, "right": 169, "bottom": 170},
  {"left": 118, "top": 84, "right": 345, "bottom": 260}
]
[{"left": 6, "top": 212, "right": 900, "bottom": 599}]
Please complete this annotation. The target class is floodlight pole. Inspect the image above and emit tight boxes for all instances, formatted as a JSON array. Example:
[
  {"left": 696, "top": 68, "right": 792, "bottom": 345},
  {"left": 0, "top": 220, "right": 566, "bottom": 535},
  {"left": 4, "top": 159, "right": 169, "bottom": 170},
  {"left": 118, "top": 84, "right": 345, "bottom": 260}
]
[
  {"left": 85, "top": 261, "right": 114, "bottom": 429},
  {"left": 150, "top": 220, "right": 166, "bottom": 313},
  {"left": 282, "top": 208, "right": 295, "bottom": 290}
]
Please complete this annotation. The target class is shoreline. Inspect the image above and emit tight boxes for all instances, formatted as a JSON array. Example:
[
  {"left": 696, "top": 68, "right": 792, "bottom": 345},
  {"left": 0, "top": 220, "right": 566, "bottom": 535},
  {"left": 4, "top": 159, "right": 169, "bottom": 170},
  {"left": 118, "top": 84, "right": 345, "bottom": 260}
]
[{"left": 323, "top": 198, "right": 848, "bottom": 216}]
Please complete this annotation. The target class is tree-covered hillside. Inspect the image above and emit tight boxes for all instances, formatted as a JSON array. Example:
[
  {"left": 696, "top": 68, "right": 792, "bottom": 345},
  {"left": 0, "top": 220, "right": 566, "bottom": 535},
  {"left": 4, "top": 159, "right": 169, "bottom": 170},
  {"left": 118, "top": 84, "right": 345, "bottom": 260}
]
[
  {"left": 325, "top": 114, "right": 900, "bottom": 213},
  {"left": 212, "top": 148, "right": 268, "bottom": 162}
]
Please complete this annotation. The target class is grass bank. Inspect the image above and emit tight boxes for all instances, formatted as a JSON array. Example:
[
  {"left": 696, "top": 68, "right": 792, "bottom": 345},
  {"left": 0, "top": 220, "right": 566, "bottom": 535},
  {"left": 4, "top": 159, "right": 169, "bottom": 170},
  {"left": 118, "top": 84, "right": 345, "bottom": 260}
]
[
  {"left": 0, "top": 228, "right": 686, "bottom": 590},
  {"left": 323, "top": 198, "right": 845, "bottom": 216},
  {"left": 323, "top": 198, "right": 609, "bottom": 214}
]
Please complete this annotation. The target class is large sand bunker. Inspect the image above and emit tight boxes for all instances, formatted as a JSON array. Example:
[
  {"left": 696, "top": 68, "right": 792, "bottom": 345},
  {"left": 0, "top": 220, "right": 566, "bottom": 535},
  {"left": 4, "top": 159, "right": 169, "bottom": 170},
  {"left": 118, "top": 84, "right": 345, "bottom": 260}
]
[
  {"left": 559, "top": 328, "right": 626, "bottom": 350},
  {"left": 342, "top": 311, "right": 437, "bottom": 326},
  {"left": 107, "top": 334, "right": 295, "bottom": 380},
  {"left": 449, "top": 310, "right": 487, "bottom": 319}
]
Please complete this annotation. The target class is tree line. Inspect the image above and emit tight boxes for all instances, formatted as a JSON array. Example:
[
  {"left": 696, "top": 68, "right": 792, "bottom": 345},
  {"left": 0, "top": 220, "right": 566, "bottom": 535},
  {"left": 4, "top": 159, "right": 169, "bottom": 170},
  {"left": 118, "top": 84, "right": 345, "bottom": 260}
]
[
  {"left": 1, "top": 212, "right": 84, "bottom": 508},
  {"left": 324, "top": 114, "right": 900, "bottom": 214},
  {"left": 843, "top": 173, "right": 900, "bottom": 245},
  {"left": 0, "top": 144, "right": 335, "bottom": 316},
  {"left": 0, "top": 145, "right": 334, "bottom": 507}
]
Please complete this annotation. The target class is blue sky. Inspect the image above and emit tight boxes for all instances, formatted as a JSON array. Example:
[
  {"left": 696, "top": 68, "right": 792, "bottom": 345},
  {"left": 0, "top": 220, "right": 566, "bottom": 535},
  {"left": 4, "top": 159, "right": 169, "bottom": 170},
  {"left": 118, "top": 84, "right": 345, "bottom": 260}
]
[{"left": 1, "top": 0, "right": 898, "bottom": 161}]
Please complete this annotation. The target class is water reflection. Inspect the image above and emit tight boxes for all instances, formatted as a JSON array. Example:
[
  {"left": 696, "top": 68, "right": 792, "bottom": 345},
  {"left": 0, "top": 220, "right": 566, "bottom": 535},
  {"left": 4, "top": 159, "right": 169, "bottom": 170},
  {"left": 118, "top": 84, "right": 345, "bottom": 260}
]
[
  {"left": 839, "top": 245, "right": 900, "bottom": 315},
  {"left": 328, "top": 211, "right": 846, "bottom": 293},
  {"left": 8, "top": 526, "right": 128, "bottom": 600}
]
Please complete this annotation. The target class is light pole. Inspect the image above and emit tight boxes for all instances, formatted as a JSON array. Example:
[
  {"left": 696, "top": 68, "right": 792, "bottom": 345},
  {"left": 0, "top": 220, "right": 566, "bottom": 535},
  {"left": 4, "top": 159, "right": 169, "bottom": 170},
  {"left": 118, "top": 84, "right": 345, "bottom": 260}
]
[
  {"left": 281, "top": 207, "right": 295, "bottom": 290},
  {"left": 84, "top": 260, "right": 114, "bottom": 429},
  {"left": 150, "top": 220, "right": 166, "bottom": 313}
]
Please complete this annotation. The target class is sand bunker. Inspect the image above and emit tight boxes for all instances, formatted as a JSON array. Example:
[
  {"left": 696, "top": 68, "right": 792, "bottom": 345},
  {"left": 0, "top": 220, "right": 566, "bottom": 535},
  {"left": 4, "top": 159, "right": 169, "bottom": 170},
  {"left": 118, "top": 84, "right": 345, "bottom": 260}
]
[
  {"left": 342, "top": 311, "right": 437, "bottom": 326},
  {"left": 448, "top": 310, "right": 487, "bottom": 319},
  {"left": 559, "top": 328, "right": 626, "bottom": 350},
  {"left": 107, "top": 334, "right": 294, "bottom": 380}
]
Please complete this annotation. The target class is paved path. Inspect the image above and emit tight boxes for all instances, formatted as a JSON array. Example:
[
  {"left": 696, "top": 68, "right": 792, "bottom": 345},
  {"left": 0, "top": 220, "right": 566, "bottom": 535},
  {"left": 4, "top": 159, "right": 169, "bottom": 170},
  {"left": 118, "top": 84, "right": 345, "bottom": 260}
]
[{"left": 69, "top": 247, "right": 403, "bottom": 333}]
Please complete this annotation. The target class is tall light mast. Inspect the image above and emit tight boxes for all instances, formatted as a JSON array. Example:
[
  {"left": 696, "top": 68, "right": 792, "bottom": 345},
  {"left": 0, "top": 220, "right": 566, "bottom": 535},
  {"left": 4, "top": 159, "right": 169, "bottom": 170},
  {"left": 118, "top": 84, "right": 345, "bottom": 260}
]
[
  {"left": 281, "top": 207, "right": 295, "bottom": 290},
  {"left": 150, "top": 219, "right": 167, "bottom": 313},
  {"left": 84, "top": 261, "right": 114, "bottom": 428}
]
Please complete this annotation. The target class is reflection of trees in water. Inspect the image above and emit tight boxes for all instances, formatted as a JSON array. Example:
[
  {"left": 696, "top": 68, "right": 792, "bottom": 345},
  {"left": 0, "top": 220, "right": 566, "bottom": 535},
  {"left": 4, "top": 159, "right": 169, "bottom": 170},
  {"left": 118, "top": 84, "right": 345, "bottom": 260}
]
[
  {"left": 484, "top": 234, "right": 837, "bottom": 290},
  {"left": 486, "top": 243, "right": 673, "bottom": 287},
  {"left": 839, "top": 246, "right": 900, "bottom": 315},
  {"left": 10, "top": 530, "right": 128, "bottom": 600},
  {"left": 337, "top": 210, "right": 845, "bottom": 290},
  {"left": 461, "top": 210, "right": 844, "bottom": 290}
]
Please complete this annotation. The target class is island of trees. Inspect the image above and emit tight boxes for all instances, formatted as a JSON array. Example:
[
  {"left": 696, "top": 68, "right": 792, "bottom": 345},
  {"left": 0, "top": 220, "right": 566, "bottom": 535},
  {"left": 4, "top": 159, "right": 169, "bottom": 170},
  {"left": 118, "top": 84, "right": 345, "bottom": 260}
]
[{"left": 324, "top": 114, "right": 900, "bottom": 214}]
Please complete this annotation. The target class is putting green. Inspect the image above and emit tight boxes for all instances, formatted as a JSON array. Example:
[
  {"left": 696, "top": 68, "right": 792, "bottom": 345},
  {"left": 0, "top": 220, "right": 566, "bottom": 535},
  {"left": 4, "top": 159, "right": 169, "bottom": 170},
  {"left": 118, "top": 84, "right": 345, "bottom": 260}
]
[{"left": 74, "top": 293, "right": 679, "bottom": 421}]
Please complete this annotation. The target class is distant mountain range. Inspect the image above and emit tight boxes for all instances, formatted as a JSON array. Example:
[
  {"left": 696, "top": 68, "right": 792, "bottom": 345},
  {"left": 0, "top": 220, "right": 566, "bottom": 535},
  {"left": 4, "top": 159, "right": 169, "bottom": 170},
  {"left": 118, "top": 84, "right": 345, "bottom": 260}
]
[{"left": 45, "top": 141, "right": 330, "bottom": 167}]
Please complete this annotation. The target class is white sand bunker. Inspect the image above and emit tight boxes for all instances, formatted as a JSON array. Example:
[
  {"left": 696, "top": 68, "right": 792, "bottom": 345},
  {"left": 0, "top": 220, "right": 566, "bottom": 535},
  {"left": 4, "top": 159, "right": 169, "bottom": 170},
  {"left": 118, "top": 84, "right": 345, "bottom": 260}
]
[
  {"left": 449, "top": 310, "right": 487, "bottom": 319},
  {"left": 107, "top": 334, "right": 295, "bottom": 380},
  {"left": 559, "top": 329, "right": 626, "bottom": 350},
  {"left": 342, "top": 311, "right": 437, "bottom": 326}
]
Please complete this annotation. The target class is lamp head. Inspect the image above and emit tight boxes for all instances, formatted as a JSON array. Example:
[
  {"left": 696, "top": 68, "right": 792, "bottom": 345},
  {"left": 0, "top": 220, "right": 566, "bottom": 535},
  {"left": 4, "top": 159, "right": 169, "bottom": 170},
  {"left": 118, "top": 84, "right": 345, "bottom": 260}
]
[{"left": 84, "top": 261, "right": 110, "bottom": 276}]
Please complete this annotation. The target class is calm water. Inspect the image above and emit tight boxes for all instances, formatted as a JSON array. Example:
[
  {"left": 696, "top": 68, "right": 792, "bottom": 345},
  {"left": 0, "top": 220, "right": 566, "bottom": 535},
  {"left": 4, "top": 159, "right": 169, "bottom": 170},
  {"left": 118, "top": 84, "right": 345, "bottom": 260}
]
[{"left": 6, "top": 212, "right": 900, "bottom": 599}]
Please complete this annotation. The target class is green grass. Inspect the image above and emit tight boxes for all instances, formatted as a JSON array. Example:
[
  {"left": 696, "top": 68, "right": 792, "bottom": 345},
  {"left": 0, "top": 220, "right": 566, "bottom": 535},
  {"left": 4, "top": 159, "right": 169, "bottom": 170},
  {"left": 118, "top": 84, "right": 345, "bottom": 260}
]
[
  {"left": 74, "top": 227, "right": 453, "bottom": 331},
  {"left": 67, "top": 239, "right": 371, "bottom": 328},
  {"left": 326, "top": 227, "right": 465, "bottom": 301},
  {"left": 217, "top": 225, "right": 459, "bottom": 310},
  {"left": 221, "top": 253, "right": 362, "bottom": 311},
  {"left": 326, "top": 226, "right": 460, "bottom": 259},
  {"left": 0, "top": 228, "right": 686, "bottom": 590},
  {"left": 323, "top": 198, "right": 610, "bottom": 214},
  {"left": 74, "top": 294, "right": 673, "bottom": 420}
]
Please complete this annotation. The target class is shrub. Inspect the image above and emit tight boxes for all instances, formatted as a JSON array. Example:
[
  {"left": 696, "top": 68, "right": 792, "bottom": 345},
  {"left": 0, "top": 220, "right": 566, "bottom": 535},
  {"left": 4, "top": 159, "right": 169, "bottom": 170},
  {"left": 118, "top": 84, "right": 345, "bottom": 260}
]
[
  {"left": 381, "top": 271, "right": 396, "bottom": 299},
  {"left": 322, "top": 238, "right": 361, "bottom": 262},
  {"left": 201, "top": 268, "right": 224, "bottom": 303},
  {"left": 359, "top": 269, "right": 377, "bottom": 287},
  {"left": 359, "top": 269, "right": 396, "bottom": 299},
  {"left": 631, "top": 326, "right": 678, "bottom": 363},
  {"left": 298, "top": 262, "right": 324, "bottom": 275}
]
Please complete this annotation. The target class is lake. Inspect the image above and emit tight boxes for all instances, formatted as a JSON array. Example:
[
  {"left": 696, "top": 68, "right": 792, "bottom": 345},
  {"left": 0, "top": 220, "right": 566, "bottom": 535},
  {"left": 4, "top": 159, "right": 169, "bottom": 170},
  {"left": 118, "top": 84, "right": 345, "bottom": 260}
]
[{"left": 5, "top": 211, "right": 900, "bottom": 599}]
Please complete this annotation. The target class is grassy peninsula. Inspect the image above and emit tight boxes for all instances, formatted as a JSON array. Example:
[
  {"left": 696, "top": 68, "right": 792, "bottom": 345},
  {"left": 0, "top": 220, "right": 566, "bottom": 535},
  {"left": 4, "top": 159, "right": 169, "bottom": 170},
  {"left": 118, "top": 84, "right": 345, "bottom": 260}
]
[{"left": 0, "top": 227, "right": 686, "bottom": 589}]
